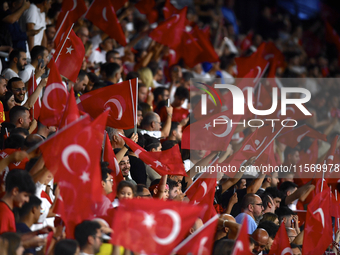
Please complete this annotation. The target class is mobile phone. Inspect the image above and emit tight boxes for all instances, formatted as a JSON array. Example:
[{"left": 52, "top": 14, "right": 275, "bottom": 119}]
[{"left": 38, "top": 58, "right": 45, "bottom": 68}]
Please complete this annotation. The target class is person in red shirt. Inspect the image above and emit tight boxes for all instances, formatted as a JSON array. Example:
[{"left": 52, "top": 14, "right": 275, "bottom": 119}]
[
  {"left": 160, "top": 87, "right": 189, "bottom": 124},
  {"left": 0, "top": 168, "right": 36, "bottom": 234}
]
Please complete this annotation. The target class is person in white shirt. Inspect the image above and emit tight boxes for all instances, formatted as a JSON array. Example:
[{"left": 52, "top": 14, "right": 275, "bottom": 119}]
[
  {"left": 88, "top": 37, "right": 114, "bottom": 65},
  {"left": 2, "top": 49, "right": 27, "bottom": 80},
  {"left": 19, "top": 0, "right": 51, "bottom": 52},
  {"left": 19, "top": 45, "right": 48, "bottom": 83}
]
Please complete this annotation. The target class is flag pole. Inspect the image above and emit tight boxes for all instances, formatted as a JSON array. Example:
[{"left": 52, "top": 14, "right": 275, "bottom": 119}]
[
  {"left": 101, "top": 131, "right": 107, "bottom": 162},
  {"left": 53, "top": 11, "right": 69, "bottom": 42},
  {"left": 55, "top": 24, "right": 74, "bottom": 62},
  {"left": 31, "top": 71, "right": 35, "bottom": 120},
  {"left": 336, "top": 189, "right": 340, "bottom": 229},
  {"left": 184, "top": 153, "right": 220, "bottom": 194},
  {"left": 134, "top": 78, "right": 138, "bottom": 134},
  {"left": 255, "top": 125, "right": 285, "bottom": 160},
  {"left": 321, "top": 169, "right": 325, "bottom": 192}
]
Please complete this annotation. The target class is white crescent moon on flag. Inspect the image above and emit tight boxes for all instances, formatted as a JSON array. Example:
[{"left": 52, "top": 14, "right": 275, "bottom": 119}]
[
  {"left": 153, "top": 209, "right": 181, "bottom": 245},
  {"left": 253, "top": 66, "right": 262, "bottom": 83},
  {"left": 43, "top": 83, "right": 68, "bottom": 111},
  {"left": 173, "top": 14, "right": 180, "bottom": 22},
  {"left": 197, "top": 237, "right": 208, "bottom": 255},
  {"left": 313, "top": 208, "right": 325, "bottom": 228},
  {"left": 212, "top": 115, "right": 232, "bottom": 137},
  {"left": 201, "top": 181, "right": 207, "bottom": 197},
  {"left": 277, "top": 107, "right": 295, "bottom": 118},
  {"left": 255, "top": 137, "right": 267, "bottom": 150},
  {"left": 61, "top": 144, "right": 90, "bottom": 175},
  {"left": 297, "top": 130, "right": 310, "bottom": 142},
  {"left": 281, "top": 247, "right": 293, "bottom": 255},
  {"left": 102, "top": 7, "right": 108, "bottom": 21},
  {"left": 71, "top": 0, "right": 77, "bottom": 11},
  {"left": 104, "top": 99, "right": 123, "bottom": 120},
  {"left": 328, "top": 155, "right": 334, "bottom": 161}
]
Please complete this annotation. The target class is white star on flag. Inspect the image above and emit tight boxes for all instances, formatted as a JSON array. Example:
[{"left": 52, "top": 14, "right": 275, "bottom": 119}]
[
  {"left": 204, "top": 123, "right": 212, "bottom": 130},
  {"left": 154, "top": 160, "right": 163, "bottom": 167},
  {"left": 80, "top": 171, "right": 90, "bottom": 183},
  {"left": 142, "top": 213, "right": 156, "bottom": 229},
  {"left": 66, "top": 46, "right": 74, "bottom": 54}
]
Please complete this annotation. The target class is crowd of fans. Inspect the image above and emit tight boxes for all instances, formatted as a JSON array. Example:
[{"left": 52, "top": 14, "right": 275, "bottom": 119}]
[{"left": 0, "top": 0, "right": 339, "bottom": 254}]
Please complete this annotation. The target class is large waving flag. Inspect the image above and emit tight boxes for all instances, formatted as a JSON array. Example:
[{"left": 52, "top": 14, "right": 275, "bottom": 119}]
[
  {"left": 111, "top": 198, "right": 204, "bottom": 255},
  {"left": 85, "top": 0, "right": 126, "bottom": 46},
  {"left": 78, "top": 79, "right": 138, "bottom": 129},
  {"left": 39, "top": 59, "right": 69, "bottom": 126},
  {"left": 121, "top": 134, "right": 187, "bottom": 176}
]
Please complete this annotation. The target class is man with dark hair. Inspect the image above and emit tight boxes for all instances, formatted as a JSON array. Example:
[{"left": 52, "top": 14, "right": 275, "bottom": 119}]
[
  {"left": 7, "top": 77, "right": 27, "bottom": 104},
  {"left": 93, "top": 162, "right": 113, "bottom": 216},
  {"left": 0, "top": 75, "right": 8, "bottom": 123},
  {"left": 235, "top": 193, "right": 263, "bottom": 234},
  {"left": 275, "top": 206, "right": 296, "bottom": 228},
  {"left": 263, "top": 187, "right": 283, "bottom": 209},
  {"left": 114, "top": 148, "right": 137, "bottom": 185},
  {"left": 136, "top": 184, "right": 152, "bottom": 198},
  {"left": 291, "top": 243, "right": 302, "bottom": 255},
  {"left": 74, "top": 220, "right": 102, "bottom": 254},
  {"left": 9, "top": 105, "right": 31, "bottom": 129},
  {"left": 106, "top": 50, "right": 122, "bottom": 65},
  {"left": 257, "top": 221, "right": 279, "bottom": 252},
  {"left": 104, "top": 62, "right": 122, "bottom": 85},
  {"left": 19, "top": 45, "right": 48, "bottom": 83},
  {"left": 168, "top": 122, "right": 182, "bottom": 142},
  {"left": 2, "top": 49, "right": 27, "bottom": 79},
  {"left": 153, "top": 87, "right": 169, "bottom": 109},
  {"left": 16, "top": 195, "right": 42, "bottom": 255},
  {"left": 261, "top": 194, "right": 276, "bottom": 214},
  {"left": 0, "top": 169, "right": 36, "bottom": 233},
  {"left": 168, "top": 179, "right": 182, "bottom": 200},
  {"left": 76, "top": 26, "right": 89, "bottom": 45},
  {"left": 73, "top": 70, "right": 89, "bottom": 97}
]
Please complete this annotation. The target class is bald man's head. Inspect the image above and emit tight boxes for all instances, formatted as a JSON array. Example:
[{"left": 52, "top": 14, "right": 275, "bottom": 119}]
[{"left": 252, "top": 228, "right": 269, "bottom": 254}]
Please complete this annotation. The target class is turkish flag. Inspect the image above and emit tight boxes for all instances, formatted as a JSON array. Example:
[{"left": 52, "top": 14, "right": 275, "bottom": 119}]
[
  {"left": 55, "top": 28, "right": 85, "bottom": 83},
  {"left": 39, "top": 59, "right": 69, "bottom": 127},
  {"left": 85, "top": 0, "right": 126, "bottom": 46},
  {"left": 233, "top": 216, "right": 253, "bottom": 255},
  {"left": 168, "top": 31, "right": 203, "bottom": 68},
  {"left": 268, "top": 222, "right": 293, "bottom": 255},
  {"left": 172, "top": 214, "right": 219, "bottom": 255},
  {"left": 331, "top": 189, "right": 340, "bottom": 218},
  {"left": 235, "top": 47, "right": 269, "bottom": 79},
  {"left": 257, "top": 42, "right": 285, "bottom": 68},
  {"left": 103, "top": 132, "right": 124, "bottom": 200},
  {"left": 163, "top": 0, "right": 177, "bottom": 19},
  {"left": 277, "top": 124, "right": 327, "bottom": 148},
  {"left": 255, "top": 84, "right": 276, "bottom": 113},
  {"left": 59, "top": 88, "right": 80, "bottom": 129},
  {"left": 149, "top": 7, "right": 187, "bottom": 49},
  {"left": 27, "top": 72, "right": 41, "bottom": 120},
  {"left": 55, "top": 0, "right": 87, "bottom": 45},
  {"left": 302, "top": 187, "right": 332, "bottom": 255},
  {"left": 224, "top": 125, "right": 283, "bottom": 170},
  {"left": 110, "top": 198, "right": 204, "bottom": 255},
  {"left": 78, "top": 79, "right": 138, "bottom": 129},
  {"left": 0, "top": 148, "right": 29, "bottom": 171},
  {"left": 325, "top": 21, "right": 340, "bottom": 50},
  {"left": 240, "top": 31, "right": 253, "bottom": 51},
  {"left": 185, "top": 171, "right": 217, "bottom": 223},
  {"left": 181, "top": 108, "right": 242, "bottom": 151},
  {"left": 121, "top": 134, "right": 187, "bottom": 176},
  {"left": 188, "top": 25, "right": 219, "bottom": 65},
  {"left": 40, "top": 112, "right": 108, "bottom": 237},
  {"left": 135, "top": 0, "right": 158, "bottom": 24}
]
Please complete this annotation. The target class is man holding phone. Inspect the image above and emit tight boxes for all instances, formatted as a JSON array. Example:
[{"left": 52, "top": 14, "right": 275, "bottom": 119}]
[{"left": 19, "top": 45, "right": 48, "bottom": 84}]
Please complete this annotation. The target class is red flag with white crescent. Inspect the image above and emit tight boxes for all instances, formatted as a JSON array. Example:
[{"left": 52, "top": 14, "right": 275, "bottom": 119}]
[{"left": 110, "top": 198, "right": 204, "bottom": 255}]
